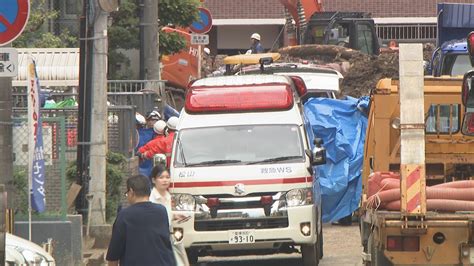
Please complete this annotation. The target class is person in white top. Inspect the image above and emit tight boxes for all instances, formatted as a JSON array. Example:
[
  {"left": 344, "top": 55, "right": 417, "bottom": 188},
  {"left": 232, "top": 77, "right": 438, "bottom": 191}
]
[{"left": 149, "top": 165, "right": 190, "bottom": 266}]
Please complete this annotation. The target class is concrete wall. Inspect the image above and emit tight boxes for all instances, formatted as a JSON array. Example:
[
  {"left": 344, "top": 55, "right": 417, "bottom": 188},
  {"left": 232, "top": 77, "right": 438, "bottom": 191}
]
[
  {"left": 14, "top": 216, "right": 83, "bottom": 266},
  {"left": 217, "top": 25, "right": 282, "bottom": 51}
]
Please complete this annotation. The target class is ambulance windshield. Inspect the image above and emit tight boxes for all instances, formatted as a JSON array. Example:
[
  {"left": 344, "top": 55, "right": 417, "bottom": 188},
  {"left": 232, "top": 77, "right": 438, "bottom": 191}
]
[{"left": 174, "top": 124, "right": 305, "bottom": 167}]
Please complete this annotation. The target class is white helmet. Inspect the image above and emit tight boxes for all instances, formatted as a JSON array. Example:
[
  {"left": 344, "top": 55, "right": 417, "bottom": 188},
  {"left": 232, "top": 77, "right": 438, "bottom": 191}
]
[
  {"left": 146, "top": 110, "right": 161, "bottom": 121},
  {"left": 153, "top": 120, "right": 167, "bottom": 135},
  {"left": 135, "top": 113, "right": 146, "bottom": 125},
  {"left": 167, "top": 116, "right": 179, "bottom": 131},
  {"left": 251, "top": 33, "right": 261, "bottom": 41}
]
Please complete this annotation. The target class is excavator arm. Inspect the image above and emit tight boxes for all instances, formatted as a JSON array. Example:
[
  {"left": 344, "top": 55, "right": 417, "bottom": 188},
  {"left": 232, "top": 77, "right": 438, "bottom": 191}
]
[
  {"left": 279, "top": 0, "right": 323, "bottom": 45},
  {"left": 279, "top": 0, "right": 323, "bottom": 27}
]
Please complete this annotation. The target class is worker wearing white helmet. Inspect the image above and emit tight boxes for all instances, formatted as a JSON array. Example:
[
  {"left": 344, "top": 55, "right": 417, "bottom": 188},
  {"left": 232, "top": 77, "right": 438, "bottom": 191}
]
[
  {"left": 138, "top": 116, "right": 180, "bottom": 167},
  {"left": 166, "top": 116, "right": 179, "bottom": 131},
  {"left": 153, "top": 120, "right": 168, "bottom": 136},
  {"left": 145, "top": 110, "right": 162, "bottom": 128},
  {"left": 250, "top": 33, "right": 264, "bottom": 54}
]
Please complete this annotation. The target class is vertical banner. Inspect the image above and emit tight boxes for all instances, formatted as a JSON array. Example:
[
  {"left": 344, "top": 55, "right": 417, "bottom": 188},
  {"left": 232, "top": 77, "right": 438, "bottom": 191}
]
[{"left": 27, "top": 57, "right": 46, "bottom": 213}]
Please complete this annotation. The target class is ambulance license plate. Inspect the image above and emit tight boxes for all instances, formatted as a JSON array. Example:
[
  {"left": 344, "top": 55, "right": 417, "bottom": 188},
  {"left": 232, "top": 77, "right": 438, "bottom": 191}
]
[{"left": 228, "top": 230, "right": 255, "bottom": 244}]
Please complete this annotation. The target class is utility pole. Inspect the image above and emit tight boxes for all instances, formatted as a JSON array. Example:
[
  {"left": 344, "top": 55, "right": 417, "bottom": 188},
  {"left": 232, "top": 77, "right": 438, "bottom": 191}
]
[
  {"left": 88, "top": 1, "right": 109, "bottom": 226},
  {"left": 76, "top": 0, "right": 94, "bottom": 217},
  {"left": 141, "top": 0, "right": 160, "bottom": 80},
  {"left": 0, "top": 63, "right": 14, "bottom": 208}
]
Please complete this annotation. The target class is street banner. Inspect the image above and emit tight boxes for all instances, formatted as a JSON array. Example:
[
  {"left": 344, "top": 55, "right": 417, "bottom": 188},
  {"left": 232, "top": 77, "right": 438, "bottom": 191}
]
[{"left": 27, "top": 57, "right": 46, "bottom": 213}]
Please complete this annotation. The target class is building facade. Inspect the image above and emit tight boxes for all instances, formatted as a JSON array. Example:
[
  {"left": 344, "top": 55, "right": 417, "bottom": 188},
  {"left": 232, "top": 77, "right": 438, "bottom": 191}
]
[{"left": 204, "top": 0, "right": 474, "bottom": 54}]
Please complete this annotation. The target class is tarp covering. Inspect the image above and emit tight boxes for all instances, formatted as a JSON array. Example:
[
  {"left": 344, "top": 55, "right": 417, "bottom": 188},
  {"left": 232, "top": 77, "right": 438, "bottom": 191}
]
[{"left": 304, "top": 96, "right": 369, "bottom": 222}]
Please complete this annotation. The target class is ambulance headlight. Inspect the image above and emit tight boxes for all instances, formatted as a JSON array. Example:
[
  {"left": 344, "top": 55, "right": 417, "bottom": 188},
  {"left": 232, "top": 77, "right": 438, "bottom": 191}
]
[
  {"left": 173, "top": 194, "right": 195, "bottom": 211},
  {"left": 285, "top": 188, "right": 312, "bottom": 207}
]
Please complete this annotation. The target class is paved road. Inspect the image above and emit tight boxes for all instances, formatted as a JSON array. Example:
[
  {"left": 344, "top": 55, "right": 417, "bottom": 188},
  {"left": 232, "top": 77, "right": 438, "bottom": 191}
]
[{"left": 195, "top": 224, "right": 363, "bottom": 266}]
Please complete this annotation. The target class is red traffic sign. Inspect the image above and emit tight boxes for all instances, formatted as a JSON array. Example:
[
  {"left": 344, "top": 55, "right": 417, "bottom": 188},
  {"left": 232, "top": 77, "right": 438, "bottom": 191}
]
[
  {"left": 0, "top": 0, "right": 30, "bottom": 46},
  {"left": 190, "top": 7, "right": 212, "bottom": 34}
]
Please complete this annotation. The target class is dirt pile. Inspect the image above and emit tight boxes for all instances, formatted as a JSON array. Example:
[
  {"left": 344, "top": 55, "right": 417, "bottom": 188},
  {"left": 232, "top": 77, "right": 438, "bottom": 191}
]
[
  {"left": 279, "top": 43, "right": 435, "bottom": 97},
  {"left": 203, "top": 43, "right": 435, "bottom": 98}
]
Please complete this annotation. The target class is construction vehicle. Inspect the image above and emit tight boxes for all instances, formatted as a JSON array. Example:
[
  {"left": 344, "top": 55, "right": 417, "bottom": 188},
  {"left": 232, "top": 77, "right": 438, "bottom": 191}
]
[
  {"left": 429, "top": 3, "right": 474, "bottom": 76},
  {"left": 280, "top": 0, "right": 380, "bottom": 55},
  {"left": 160, "top": 27, "right": 200, "bottom": 108},
  {"left": 161, "top": 0, "right": 380, "bottom": 100},
  {"left": 359, "top": 43, "right": 474, "bottom": 265}
]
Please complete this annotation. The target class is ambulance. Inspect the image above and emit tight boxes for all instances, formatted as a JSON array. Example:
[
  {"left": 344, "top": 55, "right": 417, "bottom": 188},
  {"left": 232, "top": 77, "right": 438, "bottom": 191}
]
[{"left": 169, "top": 74, "right": 326, "bottom": 266}]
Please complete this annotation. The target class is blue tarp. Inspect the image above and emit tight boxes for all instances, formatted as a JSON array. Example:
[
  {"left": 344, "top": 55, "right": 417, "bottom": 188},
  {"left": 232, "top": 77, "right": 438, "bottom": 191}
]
[{"left": 304, "top": 96, "right": 369, "bottom": 222}]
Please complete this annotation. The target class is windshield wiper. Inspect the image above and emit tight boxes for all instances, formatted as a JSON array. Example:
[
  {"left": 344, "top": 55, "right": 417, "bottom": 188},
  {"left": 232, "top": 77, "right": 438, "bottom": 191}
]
[
  {"left": 247, "top": 156, "right": 302, "bottom": 165},
  {"left": 186, "top": 160, "right": 242, "bottom": 167}
]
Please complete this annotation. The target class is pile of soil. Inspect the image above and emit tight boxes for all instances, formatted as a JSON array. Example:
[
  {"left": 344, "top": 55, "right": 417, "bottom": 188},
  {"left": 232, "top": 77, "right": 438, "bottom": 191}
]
[
  {"left": 203, "top": 43, "right": 435, "bottom": 98},
  {"left": 278, "top": 43, "right": 435, "bottom": 97}
]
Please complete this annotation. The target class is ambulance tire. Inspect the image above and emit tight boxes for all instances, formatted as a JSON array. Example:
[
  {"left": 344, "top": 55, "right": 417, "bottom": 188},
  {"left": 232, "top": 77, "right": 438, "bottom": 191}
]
[
  {"left": 186, "top": 248, "right": 198, "bottom": 265},
  {"left": 302, "top": 242, "right": 320, "bottom": 266}
]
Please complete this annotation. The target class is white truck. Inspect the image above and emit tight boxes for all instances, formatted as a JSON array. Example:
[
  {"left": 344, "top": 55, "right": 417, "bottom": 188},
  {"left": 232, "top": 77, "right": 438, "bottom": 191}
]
[{"left": 168, "top": 74, "right": 326, "bottom": 265}]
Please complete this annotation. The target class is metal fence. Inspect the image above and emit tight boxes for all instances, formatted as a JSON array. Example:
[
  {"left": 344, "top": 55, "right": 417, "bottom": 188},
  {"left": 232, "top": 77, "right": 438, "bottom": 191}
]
[
  {"left": 12, "top": 89, "right": 157, "bottom": 116},
  {"left": 12, "top": 117, "right": 67, "bottom": 218},
  {"left": 12, "top": 106, "right": 137, "bottom": 158},
  {"left": 376, "top": 23, "right": 437, "bottom": 43}
]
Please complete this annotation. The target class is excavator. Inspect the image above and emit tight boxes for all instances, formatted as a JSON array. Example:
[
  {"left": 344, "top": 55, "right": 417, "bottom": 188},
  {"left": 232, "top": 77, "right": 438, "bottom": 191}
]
[
  {"left": 160, "top": 1, "right": 380, "bottom": 109},
  {"left": 160, "top": 26, "right": 199, "bottom": 109},
  {"left": 280, "top": 0, "right": 379, "bottom": 55}
]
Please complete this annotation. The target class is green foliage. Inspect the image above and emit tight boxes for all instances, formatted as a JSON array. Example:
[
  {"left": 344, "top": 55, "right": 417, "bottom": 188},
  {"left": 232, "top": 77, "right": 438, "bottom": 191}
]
[
  {"left": 159, "top": 31, "right": 188, "bottom": 58},
  {"left": 12, "top": 167, "right": 28, "bottom": 214},
  {"left": 159, "top": 0, "right": 201, "bottom": 28},
  {"left": 13, "top": 0, "right": 77, "bottom": 48},
  {"left": 108, "top": 0, "right": 201, "bottom": 78},
  {"left": 108, "top": 1, "right": 140, "bottom": 50},
  {"left": 66, "top": 151, "right": 126, "bottom": 222}
]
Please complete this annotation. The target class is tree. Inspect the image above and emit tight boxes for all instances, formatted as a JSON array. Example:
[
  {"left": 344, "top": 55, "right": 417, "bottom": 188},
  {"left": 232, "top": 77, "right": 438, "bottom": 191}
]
[
  {"left": 108, "top": 0, "right": 200, "bottom": 79},
  {"left": 158, "top": 0, "right": 200, "bottom": 55},
  {"left": 13, "top": 0, "right": 77, "bottom": 48}
]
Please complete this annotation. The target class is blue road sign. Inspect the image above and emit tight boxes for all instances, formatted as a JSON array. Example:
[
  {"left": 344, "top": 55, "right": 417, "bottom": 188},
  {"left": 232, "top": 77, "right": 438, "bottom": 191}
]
[
  {"left": 0, "top": 0, "right": 30, "bottom": 45},
  {"left": 190, "top": 7, "right": 212, "bottom": 34}
]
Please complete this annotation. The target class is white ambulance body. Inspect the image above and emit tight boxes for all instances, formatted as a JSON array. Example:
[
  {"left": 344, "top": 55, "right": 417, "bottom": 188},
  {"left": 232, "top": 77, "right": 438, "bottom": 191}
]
[{"left": 169, "top": 75, "right": 325, "bottom": 265}]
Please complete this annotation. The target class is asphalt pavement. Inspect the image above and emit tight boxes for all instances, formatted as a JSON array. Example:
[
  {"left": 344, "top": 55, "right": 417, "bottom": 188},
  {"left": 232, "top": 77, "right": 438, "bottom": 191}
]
[{"left": 196, "top": 224, "right": 363, "bottom": 266}]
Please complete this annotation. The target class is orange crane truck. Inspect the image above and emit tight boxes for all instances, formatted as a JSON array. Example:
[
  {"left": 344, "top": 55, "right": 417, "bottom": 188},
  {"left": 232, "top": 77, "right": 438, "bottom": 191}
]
[{"left": 359, "top": 42, "right": 474, "bottom": 265}]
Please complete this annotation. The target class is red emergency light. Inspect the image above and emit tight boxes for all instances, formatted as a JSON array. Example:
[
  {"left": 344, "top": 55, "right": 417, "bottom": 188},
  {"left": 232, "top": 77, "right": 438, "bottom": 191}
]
[
  {"left": 468, "top": 32, "right": 474, "bottom": 66},
  {"left": 462, "top": 112, "right": 474, "bottom": 136},
  {"left": 289, "top": 75, "right": 308, "bottom": 97},
  {"left": 185, "top": 84, "right": 294, "bottom": 113}
]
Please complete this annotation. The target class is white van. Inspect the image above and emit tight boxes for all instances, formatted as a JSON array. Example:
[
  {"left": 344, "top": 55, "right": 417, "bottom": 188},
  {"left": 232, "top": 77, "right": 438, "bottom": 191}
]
[
  {"left": 239, "top": 62, "right": 343, "bottom": 100},
  {"left": 169, "top": 74, "right": 326, "bottom": 265},
  {"left": 6, "top": 233, "right": 56, "bottom": 265}
]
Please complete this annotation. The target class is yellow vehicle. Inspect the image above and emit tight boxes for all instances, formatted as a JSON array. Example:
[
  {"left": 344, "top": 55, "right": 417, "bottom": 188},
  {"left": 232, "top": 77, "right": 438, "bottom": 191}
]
[{"left": 360, "top": 47, "right": 474, "bottom": 265}]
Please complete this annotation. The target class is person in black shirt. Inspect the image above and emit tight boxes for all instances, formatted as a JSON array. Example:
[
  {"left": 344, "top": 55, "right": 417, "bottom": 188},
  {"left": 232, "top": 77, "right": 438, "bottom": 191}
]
[{"left": 106, "top": 174, "right": 176, "bottom": 266}]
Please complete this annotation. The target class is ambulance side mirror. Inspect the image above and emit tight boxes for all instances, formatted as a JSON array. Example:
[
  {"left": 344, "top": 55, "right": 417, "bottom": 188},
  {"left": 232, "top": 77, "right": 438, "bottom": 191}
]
[{"left": 311, "top": 138, "right": 326, "bottom": 166}]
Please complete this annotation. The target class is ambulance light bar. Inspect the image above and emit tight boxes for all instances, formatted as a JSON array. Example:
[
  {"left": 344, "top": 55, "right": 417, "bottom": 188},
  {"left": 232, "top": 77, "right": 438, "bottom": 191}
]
[{"left": 185, "top": 84, "right": 294, "bottom": 113}]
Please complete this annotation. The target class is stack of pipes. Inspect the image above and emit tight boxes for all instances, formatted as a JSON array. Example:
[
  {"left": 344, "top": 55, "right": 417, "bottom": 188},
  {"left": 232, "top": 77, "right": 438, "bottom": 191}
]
[{"left": 367, "top": 172, "right": 474, "bottom": 212}]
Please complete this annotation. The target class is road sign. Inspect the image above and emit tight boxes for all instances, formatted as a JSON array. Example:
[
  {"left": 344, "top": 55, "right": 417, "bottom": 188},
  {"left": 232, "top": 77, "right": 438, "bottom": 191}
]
[
  {"left": 191, "top": 34, "right": 209, "bottom": 45},
  {"left": 190, "top": 7, "right": 212, "bottom": 34},
  {"left": 0, "top": 0, "right": 30, "bottom": 45},
  {"left": 0, "top": 48, "right": 18, "bottom": 77}
]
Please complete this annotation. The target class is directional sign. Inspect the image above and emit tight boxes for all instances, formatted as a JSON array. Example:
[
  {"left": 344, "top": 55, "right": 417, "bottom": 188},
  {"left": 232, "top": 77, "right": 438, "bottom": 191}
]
[
  {"left": 0, "top": 48, "right": 18, "bottom": 77},
  {"left": 0, "top": 0, "right": 30, "bottom": 45},
  {"left": 191, "top": 34, "right": 209, "bottom": 45},
  {"left": 190, "top": 7, "right": 212, "bottom": 34}
]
